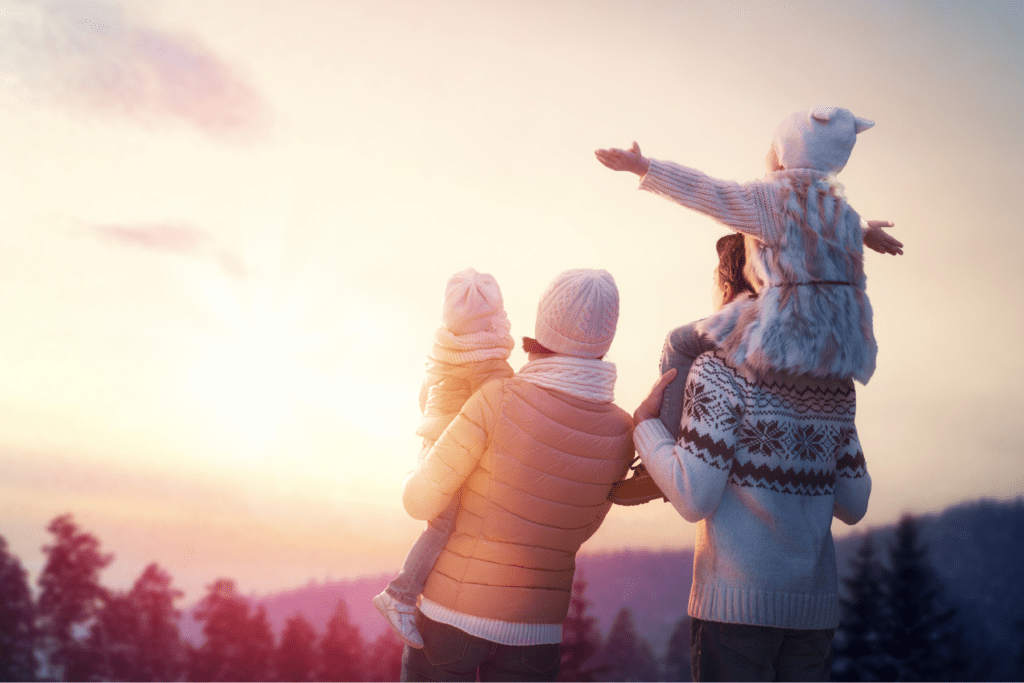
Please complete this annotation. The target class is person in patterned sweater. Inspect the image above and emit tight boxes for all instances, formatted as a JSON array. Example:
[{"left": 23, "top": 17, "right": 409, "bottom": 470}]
[
  {"left": 633, "top": 346, "right": 869, "bottom": 680},
  {"left": 599, "top": 107, "right": 895, "bottom": 680}
]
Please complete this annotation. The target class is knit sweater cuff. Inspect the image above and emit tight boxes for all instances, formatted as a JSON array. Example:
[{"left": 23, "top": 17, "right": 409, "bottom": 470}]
[
  {"left": 633, "top": 418, "right": 675, "bottom": 458},
  {"left": 688, "top": 583, "right": 840, "bottom": 630}
]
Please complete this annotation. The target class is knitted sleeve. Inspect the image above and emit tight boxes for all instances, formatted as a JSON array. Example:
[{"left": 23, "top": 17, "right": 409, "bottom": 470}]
[
  {"left": 633, "top": 353, "right": 744, "bottom": 522},
  {"left": 833, "top": 418, "right": 871, "bottom": 525},
  {"left": 639, "top": 159, "right": 784, "bottom": 246},
  {"left": 402, "top": 381, "right": 500, "bottom": 520},
  {"left": 659, "top": 322, "right": 717, "bottom": 439}
]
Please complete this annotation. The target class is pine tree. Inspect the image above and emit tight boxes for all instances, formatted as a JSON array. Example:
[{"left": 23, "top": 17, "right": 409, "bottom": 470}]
[
  {"left": 89, "top": 591, "right": 138, "bottom": 681},
  {"left": 0, "top": 536, "right": 37, "bottom": 681},
  {"left": 877, "top": 515, "right": 968, "bottom": 682},
  {"left": 129, "top": 564, "right": 186, "bottom": 681},
  {"left": 36, "top": 514, "right": 113, "bottom": 682},
  {"left": 318, "top": 599, "right": 364, "bottom": 682},
  {"left": 833, "top": 533, "right": 887, "bottom": 681},
  {"left": 595, "top": 607, "right": 659, "bottom": 682},
  {"left": 245, "top": 606, "right": 276, "bottom": 681},
  {"left": 274, "top": 613, "right": 319, "bottom": 682},
  {"left": 559, "top": 578, "right": 605, "bottom": 682},
  {"left": 362, "top": 630, "right": 404, "bottom": 682},
  {"left": 89, "top": 563, "right": 187, "bottom": 681},
  {"left": 662, "top": 615, "right": 691, "bottom": 682},
  {"left": 189, "top": 578, "right": 253, "bottom": 682}
]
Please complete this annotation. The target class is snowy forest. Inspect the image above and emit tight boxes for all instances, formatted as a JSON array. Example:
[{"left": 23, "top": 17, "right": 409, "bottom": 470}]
[{"left": 1, "top": 499, "right": 1022, "bottom": 682}]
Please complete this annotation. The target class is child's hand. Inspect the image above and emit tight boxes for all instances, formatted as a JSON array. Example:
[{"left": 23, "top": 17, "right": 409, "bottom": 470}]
[
  {"left": 863, "top": 220, "right": 903, "bottom": 256},
  {"left": 633, "top": 368, "right": 677, "bottom": 425},
  {"left": 595, "top": 141, "right": 651, "bottom": 177}
]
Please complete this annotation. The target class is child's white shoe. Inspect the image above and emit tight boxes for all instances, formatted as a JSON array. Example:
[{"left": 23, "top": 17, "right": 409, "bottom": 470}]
[{"left": 373, "top": 591, "right": 424, "bottom": 649}]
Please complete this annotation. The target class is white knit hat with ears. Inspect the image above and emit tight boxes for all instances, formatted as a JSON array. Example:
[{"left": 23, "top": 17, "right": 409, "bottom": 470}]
[
  {"left": 773, "top": 106, "right": 874, "bottom": 174},
  {"left": 535, "top": 269, "right": 619, "bottom": 359},
  {"left": 441, "top": 268, "right": 507, "bottom": 335}
]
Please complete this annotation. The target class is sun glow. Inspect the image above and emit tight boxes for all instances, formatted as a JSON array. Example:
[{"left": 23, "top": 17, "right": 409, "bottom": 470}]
[
  {"left": 168, "top": 215, "right": 421, "bottom": 465},
  {"left": 188, "top": 321, "right": 298, "bottom": 453}
]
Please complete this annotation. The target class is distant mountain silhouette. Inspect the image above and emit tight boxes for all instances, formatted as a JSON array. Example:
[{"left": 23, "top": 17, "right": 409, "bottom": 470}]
[{"left": 180, "top": 496, "right": 1024, "bottom": 661}]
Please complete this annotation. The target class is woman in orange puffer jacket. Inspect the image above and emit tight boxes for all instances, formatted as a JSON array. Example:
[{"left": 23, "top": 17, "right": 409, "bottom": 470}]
[{"left": 400, "top": 268, "right": 634, "bottom": 682}]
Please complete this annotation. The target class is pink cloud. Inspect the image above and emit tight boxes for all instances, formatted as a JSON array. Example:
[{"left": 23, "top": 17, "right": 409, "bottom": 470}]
[
  {"left": 90, "top": 223, "right": 246, "bottom": 280},
  {"left": 3, "top": 0, "right": 269, "bottom": 142}
]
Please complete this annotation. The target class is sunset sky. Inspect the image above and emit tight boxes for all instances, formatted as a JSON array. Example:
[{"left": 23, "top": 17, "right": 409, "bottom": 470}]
[{"left": 1, "top": 0, "right": 1021, "bottom": 605}]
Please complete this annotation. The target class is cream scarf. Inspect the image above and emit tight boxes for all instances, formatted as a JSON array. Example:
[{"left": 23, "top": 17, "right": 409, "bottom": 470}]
[
  {"left": 518, "top": 356, "right": 617, "bottom": 403},
  {"left": 429, "top": 318, "right": 514, "bottom": 365}
]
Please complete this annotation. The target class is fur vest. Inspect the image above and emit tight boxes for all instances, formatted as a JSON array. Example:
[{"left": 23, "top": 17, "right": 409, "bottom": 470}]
[{"left": 641, "top": 161, "right": 877, "bottom": 384}]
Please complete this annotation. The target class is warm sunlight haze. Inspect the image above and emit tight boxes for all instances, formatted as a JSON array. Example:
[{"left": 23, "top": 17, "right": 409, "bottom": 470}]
[{"left": 0, "top": 0, "right": 1022, "bottom": 618}]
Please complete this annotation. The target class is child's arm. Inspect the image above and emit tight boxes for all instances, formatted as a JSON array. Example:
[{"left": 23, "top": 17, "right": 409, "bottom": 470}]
[
  {"left": 597, "top": 142, "right": 783, "bottom": 246},
  {"left": 862, "top": 220, "right": 903, "bottom": 255}
]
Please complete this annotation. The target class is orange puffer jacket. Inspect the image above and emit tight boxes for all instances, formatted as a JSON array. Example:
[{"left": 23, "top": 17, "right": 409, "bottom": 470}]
[{"left": 402, "top": 375, "right": 634, "bottom": 625}]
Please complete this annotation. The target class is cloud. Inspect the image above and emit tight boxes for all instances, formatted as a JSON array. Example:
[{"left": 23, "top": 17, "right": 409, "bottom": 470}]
[
  {"left": 0, "top": 0, "right": 268, "bottom": 141},
  {"left": 89, "top": 222, "right": 246, "bottom": 280}
]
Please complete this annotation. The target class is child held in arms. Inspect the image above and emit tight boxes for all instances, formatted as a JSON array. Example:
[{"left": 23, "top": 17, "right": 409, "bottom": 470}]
[{"left": 373, "top": 268, "right": 514, "bottom": 649}]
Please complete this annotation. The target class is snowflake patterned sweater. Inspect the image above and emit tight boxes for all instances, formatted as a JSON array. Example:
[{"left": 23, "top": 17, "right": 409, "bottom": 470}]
[{"left": 633, "top": 349, "right": 871, "bottom": 630}]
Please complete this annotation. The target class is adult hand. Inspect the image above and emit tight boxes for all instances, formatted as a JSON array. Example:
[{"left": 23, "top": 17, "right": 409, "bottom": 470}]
[
  {"left": 595, "top": 141, "right": 651, "bottom": 176},
  {"left": 633, "top": 368, "right": 677, "bottom": 425},
  {"left": 863, "top": 220, "right": 903, "bottom": 255}
]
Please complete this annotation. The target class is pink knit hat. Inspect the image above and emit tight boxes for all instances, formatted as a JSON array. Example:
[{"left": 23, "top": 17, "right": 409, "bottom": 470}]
[
  {"left": 773, "top": 106, "right": 874, "bottom": 174},
  {"left": 441, "top": 268, "right": 506, "bottom": 335},
  {"left": 534, "top": 269, "right": 619, "bottom": 359}
]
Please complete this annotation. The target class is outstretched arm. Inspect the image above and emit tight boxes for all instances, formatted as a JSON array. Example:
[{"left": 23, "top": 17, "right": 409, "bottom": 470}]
[
  {"left": 595, "top": 141, "right": 651, "bottom": 177},
  {"left": 600, "top": 144, "right": 783, "bottom": 245},
  {"left": 863, "top": 220, "right": 903, "bottom": 256}
]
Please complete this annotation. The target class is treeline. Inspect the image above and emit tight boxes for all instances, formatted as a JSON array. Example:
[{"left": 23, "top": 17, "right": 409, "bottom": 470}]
[
  {"left": 2, "top": 512, "right": 1022, "bottom": 681},
  {"left": 0, "top": 514, "right": 402, "bottom": 682},
  {"left": 559, "top": 578, "right": 689, "bottom": 682},
  {"left": 566, "top": 514, "right": 1024, "bottom": 682},
  {"left": 830, "top": 514, "right": 1024, "bottom": 682}
]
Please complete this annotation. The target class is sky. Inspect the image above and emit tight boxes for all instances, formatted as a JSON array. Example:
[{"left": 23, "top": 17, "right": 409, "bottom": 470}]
[{"left": 0, "top": 0, "right": 1022, "bottom": 605}]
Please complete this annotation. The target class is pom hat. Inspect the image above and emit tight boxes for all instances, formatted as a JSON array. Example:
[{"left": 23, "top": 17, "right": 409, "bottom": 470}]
[
  {"left": 534, "top": 269, "right": 619, "bottom": 359},
  {"left": 773, "top": 106, "right": 874, "bottom": 174},
  {"left": 441, "top": 268, "right": 507, "bottom": 335}
]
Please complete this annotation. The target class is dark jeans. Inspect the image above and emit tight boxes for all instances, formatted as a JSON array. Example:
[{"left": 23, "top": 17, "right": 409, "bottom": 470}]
[
  {"left": 691, "top": 617, "right": 836, "bottom": 682},
  {"left": 401, "top": 612, "right": 560, "bottom": 682}
]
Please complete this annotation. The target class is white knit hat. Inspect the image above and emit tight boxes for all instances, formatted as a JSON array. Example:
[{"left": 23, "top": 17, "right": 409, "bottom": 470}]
[
  {"left": 534, "top": 269, "right": 618, "bottom": 359},
  {"left": 773, "top": 106, "right": 874, "bottom": 174},
  {"left": 441, "top": 268, "right": 506, "bottom": 335}
]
